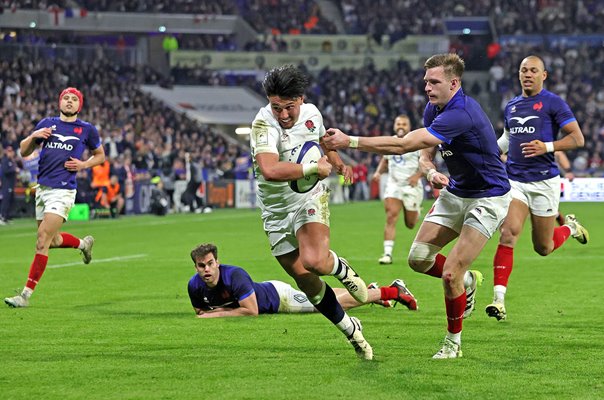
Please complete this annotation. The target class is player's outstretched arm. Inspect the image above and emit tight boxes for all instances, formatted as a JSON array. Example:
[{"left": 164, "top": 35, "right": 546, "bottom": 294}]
[{"left": 324, "top": 127, "right": 442, "bottom": 155}]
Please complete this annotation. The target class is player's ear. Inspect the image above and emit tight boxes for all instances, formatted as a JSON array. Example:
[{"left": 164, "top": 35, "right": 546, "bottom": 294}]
[{"left": 450, "top": 78, "right": 459, "bottom": 90}]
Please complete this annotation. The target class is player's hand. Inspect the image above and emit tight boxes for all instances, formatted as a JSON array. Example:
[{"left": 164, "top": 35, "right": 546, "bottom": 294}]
[
  {"left": 323, "top": 128, "right": 349, "bottom": 150},
  {"left": 64, "top": 157, "right": 85, "bottom": 172},
  {"left": 427, "top": 169, "right": 449, "bottom": 189},
  {"left": 337, "top": 164, "right": 354, "bottom": 185},
  {"left": 317, "top": 155, "right": 333, "bottom": 179},
  {"left": 31, "top": 127, "right": 52, "bottom": 140},
  {"left": 371, "top": 172, "right": 381, "bottom": 182},
  {"left": 565, "top": 171, "right": 575, "bottom": 182},
  {"left": 520, "top": 140, "right": 547, "bottom": 158},
  {"left": 408, "top": 175, "right": 420, "bottom": 187}
]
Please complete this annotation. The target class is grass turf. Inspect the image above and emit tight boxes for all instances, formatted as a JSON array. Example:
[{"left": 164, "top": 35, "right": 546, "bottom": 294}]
[{"left": 1, "top": 201, "right": 602, "bottom": 399}]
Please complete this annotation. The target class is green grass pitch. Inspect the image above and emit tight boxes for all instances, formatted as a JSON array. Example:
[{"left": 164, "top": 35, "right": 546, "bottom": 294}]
[{"left": 1, "top": 201, "right": 602, "bottom": 399}]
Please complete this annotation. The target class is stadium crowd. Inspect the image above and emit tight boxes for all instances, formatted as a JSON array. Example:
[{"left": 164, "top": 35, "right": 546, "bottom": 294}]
[
  {"left": 8, "top": 0, "right": 604, "bottom": 37},
  {"left": 2, "top": 0, "right": 604, "bottom": 219},
  {"left": 0, "top": 55, "right": 249, "bottom": 217}
]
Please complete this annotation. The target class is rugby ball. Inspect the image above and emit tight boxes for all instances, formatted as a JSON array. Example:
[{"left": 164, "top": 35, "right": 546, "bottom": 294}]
[{"left": 288, "top": 141, "right": 322, "bottom": 193}]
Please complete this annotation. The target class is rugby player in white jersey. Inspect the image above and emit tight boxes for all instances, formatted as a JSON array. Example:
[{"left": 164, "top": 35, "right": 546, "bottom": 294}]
[
  {"left": 250, "top": 65, "right": 416, "bottom": 360},
  {"left": 372, "top": 115, "right": 423, "bottom": 265}
]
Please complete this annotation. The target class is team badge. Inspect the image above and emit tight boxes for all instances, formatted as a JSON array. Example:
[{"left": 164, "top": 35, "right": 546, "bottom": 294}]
[
  {"left": 533, "top": 102, "right": 543, "bottom": 111},
  {"left": 307, "top": 208, "right": 316, "bottom": 216},
  {"left": 305, "top": 120, "right": 316, "bottom": 132}
]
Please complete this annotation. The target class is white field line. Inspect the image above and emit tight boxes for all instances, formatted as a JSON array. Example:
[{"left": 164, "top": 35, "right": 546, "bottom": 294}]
[{"left": 48, "top": 254, "right": 147, "bottom": 269}]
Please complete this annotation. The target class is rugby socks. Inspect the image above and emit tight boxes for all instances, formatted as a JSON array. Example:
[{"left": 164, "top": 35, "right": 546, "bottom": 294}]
[
  {"left": 309, "top": 281, "right": 350, "bottom": 333},
  {"left": 493, "top": 244, "right": 514, "bottom": 302},
  {"left": 425, "top": 253, "right": 446, "bottom": 278},
  {"left": 552, "top": 226, "right": 571, "bottom": 250},
  {"left": 445, "top": 292, "right": 466, "bottom": 340},
  {"left": 336, "top": 314, "right": 356, "bottom": 337},
  {"left": 380, "top": 286, "right": 398, "bottom": 300},
  {"left": 330, "top": 250, "right": 347, "bottom": 279},
  {"left": 59, "top": 232, "right": 81, "bottom": 249},
  {"left": 25, "top": 254, "right": 49, "bottom": 292},
  {"left": 383, "top": 240, "right": 394, "bottom": 257}
]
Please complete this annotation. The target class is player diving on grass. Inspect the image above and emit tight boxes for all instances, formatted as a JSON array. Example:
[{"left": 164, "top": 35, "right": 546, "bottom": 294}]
[{"left": 187, "top": 243, "right": 418, "bottom": 317}]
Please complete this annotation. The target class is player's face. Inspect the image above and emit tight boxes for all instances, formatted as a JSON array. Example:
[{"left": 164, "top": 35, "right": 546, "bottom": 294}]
[
  {"left": 60, "top": 93, "right": 80, "bottom": 116},
  {"left": 194, "top": 253, "right": 220, "bottom": 287},
  {"left": 519, "top": 57, "right": 547, "bottom": 97},
  {"left": 424, "top": 66, "right": 458, "bottom": 109},
  {"left": 268, "top": 95, "right": 303, "bottom": 129},
  {"left": 393, "top": 116, "right": 411, "bottom": 138}
]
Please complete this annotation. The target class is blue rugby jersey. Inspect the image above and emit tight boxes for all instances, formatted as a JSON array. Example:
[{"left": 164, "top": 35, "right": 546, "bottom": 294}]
[
  {"left": 34, "top": 117, "right": 101, "bottom": 189},
  {"left": 188, "top": 264, "right": 280, "bottom": 313},
  {"left": 424, "top": 88, "right": 510, "bottom": 198},
  {"left": 504, "top": 89, "right": 576, "bottom": 182}
]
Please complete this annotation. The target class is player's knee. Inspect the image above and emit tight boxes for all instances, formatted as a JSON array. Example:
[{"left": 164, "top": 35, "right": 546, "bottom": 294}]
[
  {"left": 299, "top": 253, "right": 324, "bottom": 274},
  {"left": 533, "top": 243, "right": 552, "bottom": 256},
  {"left": 499, "top": 225, "right": 520, "bottom": 245},
  {"left": 441, "top": 270, "right": 458, "bottom": 288},
  {"left": 407, "top": 241, "right": 441, "bottom": 273},
  {"left": 386, "top": 213, "right": 399, "bottom": 225}
]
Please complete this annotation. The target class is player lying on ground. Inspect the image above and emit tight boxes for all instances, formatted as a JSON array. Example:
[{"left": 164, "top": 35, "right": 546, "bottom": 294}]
[{"left": 187, "top": 243, "right": 418, "bottom": 317}]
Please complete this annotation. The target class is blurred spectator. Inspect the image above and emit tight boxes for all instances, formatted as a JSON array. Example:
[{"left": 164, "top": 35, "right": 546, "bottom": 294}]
[
  {"left": 1, "top": 145, "right": 19, "bottom": 224},
  {"left": 149, "top": 176, "right": 169, "bottom": 216}
]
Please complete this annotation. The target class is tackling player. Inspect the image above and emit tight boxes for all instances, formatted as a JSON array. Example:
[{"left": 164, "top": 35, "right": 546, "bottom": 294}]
[{"left": 324, "top": 53, "right": 511, "bottom": 359}]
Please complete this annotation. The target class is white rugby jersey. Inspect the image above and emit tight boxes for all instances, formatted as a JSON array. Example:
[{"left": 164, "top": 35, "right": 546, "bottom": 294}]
[
  {"left": 250, "top": 103, "right": 326, "bottom": 213},
  {"left": 384, "top": 148, "right": 420, "bottom": 186}
]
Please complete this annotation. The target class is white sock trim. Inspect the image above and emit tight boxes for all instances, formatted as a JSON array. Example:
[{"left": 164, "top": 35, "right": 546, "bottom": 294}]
[
  {"left": 329, "top": 250, "right": 340, "bottom": 276},
  {"left": 336, "top": 314, "right": 354, "bottom": 336},
  {"left": 446, "top": 331, "right": 462, "bottom": 345}
]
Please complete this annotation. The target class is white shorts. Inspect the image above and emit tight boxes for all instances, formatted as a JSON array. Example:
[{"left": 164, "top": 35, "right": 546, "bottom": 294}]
[
  {"left": 510, "top": 176, "right": 560, "bottom": 217},
  {"left": 261, "top": 184, "right": 331, "bottom": 256},
  {"left": 424, "top": 188, "right": 511, "bottom": 239},
  {"left": 269, "top": 280, "right": 316, "bottom": 313},
  {"left": 35, "top": 185, "right": 77, "bottom": 221},
  {"left": 383, "top": 180, "right": 423, "bottom": 212}
]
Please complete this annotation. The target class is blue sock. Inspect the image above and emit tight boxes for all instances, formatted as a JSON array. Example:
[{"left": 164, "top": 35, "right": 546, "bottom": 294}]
[{"left": 312, "top": 284, "right": 345, "bottom": 325}]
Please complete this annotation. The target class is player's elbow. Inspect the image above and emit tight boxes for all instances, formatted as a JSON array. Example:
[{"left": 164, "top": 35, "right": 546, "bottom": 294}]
[
  {"left": 20, "top": 143, "right": 33, "bottom": 157},
  {"left": 260, "top": 166, "right": 285, "bottom": 181}
]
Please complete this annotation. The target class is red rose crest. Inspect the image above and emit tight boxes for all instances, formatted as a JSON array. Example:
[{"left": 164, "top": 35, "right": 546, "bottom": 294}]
[
  {"left": 307, "top": 208, "right": 316, "bottom": 216},
  {"left": 305, "top": 120, "right": 316, "bottom": 132}
]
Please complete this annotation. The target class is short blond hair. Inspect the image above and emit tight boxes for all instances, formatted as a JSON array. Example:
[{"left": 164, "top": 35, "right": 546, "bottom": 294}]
[{"left": 424, "top": 53, "right": 465, "bottom": 79}]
